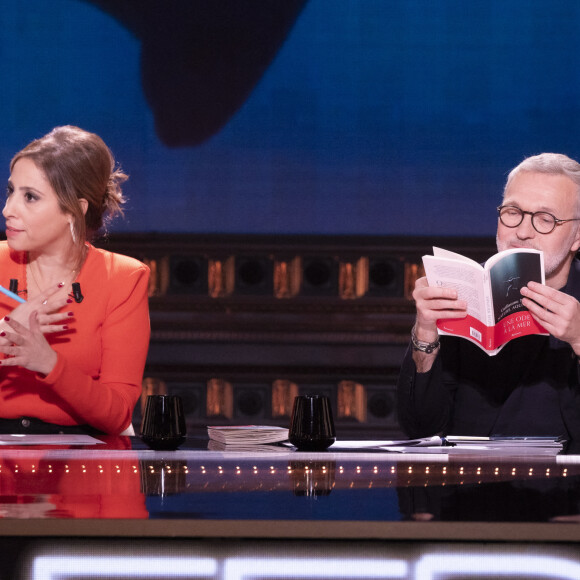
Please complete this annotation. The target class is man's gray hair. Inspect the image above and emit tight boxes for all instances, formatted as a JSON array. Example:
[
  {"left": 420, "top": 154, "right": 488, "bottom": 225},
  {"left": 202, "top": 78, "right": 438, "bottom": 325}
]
[{"left": 505, "top": 153, "right": 580, "bottom": 199}]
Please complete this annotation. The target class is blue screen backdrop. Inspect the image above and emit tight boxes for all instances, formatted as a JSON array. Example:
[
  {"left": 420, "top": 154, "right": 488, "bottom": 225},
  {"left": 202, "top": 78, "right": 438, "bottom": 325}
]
[{"left": 1, "top": 0, "right": 579, "bottom": 236}]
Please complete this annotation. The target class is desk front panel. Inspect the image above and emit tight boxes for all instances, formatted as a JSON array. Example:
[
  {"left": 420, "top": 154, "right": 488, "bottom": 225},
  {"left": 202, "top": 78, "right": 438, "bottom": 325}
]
[
  {"left": 0, "top": 438, "right": 578, "bottom": 541},
  {"left": 1, "top": 438, "right": 580, "bottom": 579}
]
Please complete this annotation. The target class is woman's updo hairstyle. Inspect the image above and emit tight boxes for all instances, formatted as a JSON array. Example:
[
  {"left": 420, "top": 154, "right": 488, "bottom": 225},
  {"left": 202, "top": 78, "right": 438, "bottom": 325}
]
[{"left": 10, "top": 125, "right": 127, "bottom": 259}]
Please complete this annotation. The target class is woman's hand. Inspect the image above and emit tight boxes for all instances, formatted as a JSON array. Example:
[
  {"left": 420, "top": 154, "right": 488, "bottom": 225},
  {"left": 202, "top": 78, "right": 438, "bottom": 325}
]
[
  {"left": 0, "top": 312, "right": 58, "bottom": 375},
  {"left": 2, "top": 283, "right": 73, "bottom": 336}
]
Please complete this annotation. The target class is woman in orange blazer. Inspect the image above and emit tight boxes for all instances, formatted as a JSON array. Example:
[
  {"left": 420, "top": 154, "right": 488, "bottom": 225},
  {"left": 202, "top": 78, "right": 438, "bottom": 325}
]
[{"left": 0, "top": 126, "right": 150, "bottom": 435}]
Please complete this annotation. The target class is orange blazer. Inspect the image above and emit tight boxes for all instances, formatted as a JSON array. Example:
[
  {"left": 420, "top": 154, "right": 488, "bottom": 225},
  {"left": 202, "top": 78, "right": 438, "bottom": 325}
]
[{"left": 0, "top": 242, "right": 150, "bottom": 434}]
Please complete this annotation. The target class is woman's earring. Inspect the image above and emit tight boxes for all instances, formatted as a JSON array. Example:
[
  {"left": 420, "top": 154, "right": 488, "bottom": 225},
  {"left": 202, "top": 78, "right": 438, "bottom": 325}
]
[{"left": 69, "top": 222, "right": 77, "bottom": 244}]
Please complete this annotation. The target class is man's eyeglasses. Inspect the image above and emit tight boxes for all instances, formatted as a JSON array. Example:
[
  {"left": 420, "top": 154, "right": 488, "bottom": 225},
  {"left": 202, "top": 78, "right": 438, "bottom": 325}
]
[{"left": 497, "top": 205, "right": 580, "bottom": 234}]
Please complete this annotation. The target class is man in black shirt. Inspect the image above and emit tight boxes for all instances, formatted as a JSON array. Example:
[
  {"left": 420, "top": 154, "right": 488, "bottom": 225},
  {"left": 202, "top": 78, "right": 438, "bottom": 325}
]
[{"left": 397, "top": 153, "right": 580, "bottom": 440}]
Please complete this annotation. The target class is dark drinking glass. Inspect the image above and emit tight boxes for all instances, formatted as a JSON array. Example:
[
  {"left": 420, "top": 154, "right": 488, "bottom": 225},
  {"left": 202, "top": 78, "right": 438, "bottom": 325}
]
[
  {"left": 289, "top": 395, "right": 336, "bottom": 451},
  {"left": 141, "top": 395, "right": 186, "bottom": 450}
]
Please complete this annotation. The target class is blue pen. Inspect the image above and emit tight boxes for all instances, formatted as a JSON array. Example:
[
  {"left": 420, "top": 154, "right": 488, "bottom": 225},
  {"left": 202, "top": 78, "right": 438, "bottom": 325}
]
[{"left": 0, "top": 284, "right": 25, "bottom": 304}]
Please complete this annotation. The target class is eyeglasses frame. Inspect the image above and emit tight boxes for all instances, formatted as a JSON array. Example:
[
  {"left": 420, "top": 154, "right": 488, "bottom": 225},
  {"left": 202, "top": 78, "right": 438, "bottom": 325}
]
[{"left": 497, "top": 204, "right": 580, "bottom": 235}]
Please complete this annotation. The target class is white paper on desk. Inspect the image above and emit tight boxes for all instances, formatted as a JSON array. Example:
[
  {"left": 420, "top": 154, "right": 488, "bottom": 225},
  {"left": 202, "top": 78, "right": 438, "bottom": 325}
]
[
  {"left": 329, "top": 436, "right": 445, "bottom": 450},
  {"left": 446, "top": 435, "right": 562, "bottom": 445},
  {"left": 447, "top": 444, "right": 562, "bottom": 456},
  {"left": 0, "top": 434, "right": 104, "bottom": 445}
]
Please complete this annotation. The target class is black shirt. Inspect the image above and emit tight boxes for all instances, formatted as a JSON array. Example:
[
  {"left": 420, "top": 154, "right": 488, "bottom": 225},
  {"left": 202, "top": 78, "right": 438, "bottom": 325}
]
[{"left": 397, "top": 260, "right": 580, "bottom": 440}]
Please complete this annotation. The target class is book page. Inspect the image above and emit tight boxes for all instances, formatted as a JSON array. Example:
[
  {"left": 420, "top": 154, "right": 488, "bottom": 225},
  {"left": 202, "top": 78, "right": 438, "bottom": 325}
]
[
  {"left": 432, "top": 246, "right": 481, "bottom": 266},
  {"left": 422, "top": 255, "right": 487, "bottom": 323}
]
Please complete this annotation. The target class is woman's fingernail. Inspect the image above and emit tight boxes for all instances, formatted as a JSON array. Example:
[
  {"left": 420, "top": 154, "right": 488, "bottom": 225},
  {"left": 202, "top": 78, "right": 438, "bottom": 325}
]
[
  {"left": 62, "top": 325, "right": 69, "bottom": 330},
  {"left": 66, "top": 298, "right": 73, "bottom": 304},
  {"left": 4, "top": 317, "right": 10, "bottom": 322},
  {"left": 58, "top": 282, "right": 65, "bottom": 288},
  {"left": 0, "top": 332, "right": 6, "bottom": 337},
  {"left": 67, "top": 312, "right": 74, "bottom": 317}
]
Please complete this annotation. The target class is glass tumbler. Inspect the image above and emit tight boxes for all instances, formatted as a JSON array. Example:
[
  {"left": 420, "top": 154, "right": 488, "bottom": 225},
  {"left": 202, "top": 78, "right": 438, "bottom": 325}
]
[
  {"left": 141, "top": 394, "right": 186, "bottom": 450},
  {"left": 289, "top": 394, "right": 336, "bottom": 451}
]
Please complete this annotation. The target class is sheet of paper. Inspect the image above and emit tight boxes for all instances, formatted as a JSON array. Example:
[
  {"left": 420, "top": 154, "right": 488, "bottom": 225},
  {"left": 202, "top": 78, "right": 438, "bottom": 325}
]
[
  {"left": 326, "top": 435, "right": 563, "bottom": 455},
  {"left": 329, "top": 436, "right": 444, "bottom": 450},
  {"left": 0, "top": 434, "right": 104, "bottom": 445}
]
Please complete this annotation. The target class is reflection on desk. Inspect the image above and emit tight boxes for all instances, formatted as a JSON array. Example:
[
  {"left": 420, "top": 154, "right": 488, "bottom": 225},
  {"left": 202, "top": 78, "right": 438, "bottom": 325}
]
[
  {"left": 0, "top": 438, "right": 147, "bottom": 519},
  {"left": 0, "top": 437, "right": 579, "bottom": 526}
]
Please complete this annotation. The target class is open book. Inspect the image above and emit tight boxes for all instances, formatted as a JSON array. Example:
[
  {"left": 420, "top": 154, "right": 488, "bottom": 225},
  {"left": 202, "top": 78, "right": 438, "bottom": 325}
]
[{"left": 422, "top": 247, "right": 547, "bottom": 355}]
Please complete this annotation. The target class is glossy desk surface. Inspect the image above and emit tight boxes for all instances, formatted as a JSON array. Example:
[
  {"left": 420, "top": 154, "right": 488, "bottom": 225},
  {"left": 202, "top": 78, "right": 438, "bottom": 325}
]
[{"left": 1, "top": 434, "right": 580, "bottom": 541}]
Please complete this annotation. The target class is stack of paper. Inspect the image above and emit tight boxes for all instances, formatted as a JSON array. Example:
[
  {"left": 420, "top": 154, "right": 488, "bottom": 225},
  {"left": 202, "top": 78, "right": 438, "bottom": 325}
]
[
  {"left": 207, "top": 425, "right": 289, "bottom": 446},
  {"left": 207, "top": 440, "right": 289, "bottom": 453}
]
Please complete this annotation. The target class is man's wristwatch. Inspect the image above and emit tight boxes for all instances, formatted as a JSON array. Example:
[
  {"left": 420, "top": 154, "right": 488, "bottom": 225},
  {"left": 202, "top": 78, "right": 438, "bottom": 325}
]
[{"left": 411, "top": 326, "right": 440, "bottom": 354}]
